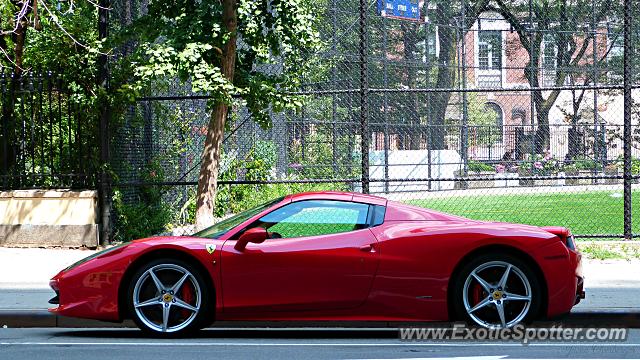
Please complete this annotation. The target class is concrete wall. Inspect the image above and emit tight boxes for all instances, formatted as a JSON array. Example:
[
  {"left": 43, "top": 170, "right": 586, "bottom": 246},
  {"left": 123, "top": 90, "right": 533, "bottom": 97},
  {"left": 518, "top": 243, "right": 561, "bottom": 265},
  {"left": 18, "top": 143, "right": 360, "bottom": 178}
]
[
  {"left": 365, "top": 149, "right": 462, "bottom": 193},
  {"left": 0, "top": 190, "right": 98, "bottom": 248}
]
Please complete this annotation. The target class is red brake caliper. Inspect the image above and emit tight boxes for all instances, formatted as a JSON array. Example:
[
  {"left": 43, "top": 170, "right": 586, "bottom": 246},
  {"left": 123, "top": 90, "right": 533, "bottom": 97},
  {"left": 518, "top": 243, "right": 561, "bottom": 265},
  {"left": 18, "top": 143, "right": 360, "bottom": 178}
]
[
  {"left": 180, "top": 282, "right": 194, "bottom": 319},
  {"left": 472, "top": 283, "right": 483, "bottom": 308}
]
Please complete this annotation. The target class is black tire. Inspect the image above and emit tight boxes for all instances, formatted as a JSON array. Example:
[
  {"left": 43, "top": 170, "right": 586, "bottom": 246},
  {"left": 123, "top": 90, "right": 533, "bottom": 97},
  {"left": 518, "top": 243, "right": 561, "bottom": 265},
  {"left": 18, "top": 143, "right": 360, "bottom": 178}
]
[
  {"left": 451, "top": 252, "right": 543, "bottom": 328},
  {"left": 126, "top": 257, "right": 213, "bottom": 337}
]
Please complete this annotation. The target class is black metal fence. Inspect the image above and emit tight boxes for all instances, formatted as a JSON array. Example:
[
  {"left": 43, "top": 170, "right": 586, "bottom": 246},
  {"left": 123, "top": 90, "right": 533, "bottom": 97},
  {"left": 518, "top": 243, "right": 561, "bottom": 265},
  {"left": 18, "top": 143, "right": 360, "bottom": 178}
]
[
  {"left": 0, "top": 72, "right": 98, "bottom": 190},
  {"left": 4, "top": 0, "right": 640, "bottom": 243}
]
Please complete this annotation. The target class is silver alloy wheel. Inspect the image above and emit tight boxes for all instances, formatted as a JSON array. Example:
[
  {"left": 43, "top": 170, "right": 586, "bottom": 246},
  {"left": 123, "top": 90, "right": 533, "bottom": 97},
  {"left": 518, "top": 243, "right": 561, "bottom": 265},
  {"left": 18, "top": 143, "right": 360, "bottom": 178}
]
[
  {"left": 132, "top": 263, "right": 202, "bottom": 333},
  {"left": 462, "top": 260, "right": 532, "bottom": 329}
]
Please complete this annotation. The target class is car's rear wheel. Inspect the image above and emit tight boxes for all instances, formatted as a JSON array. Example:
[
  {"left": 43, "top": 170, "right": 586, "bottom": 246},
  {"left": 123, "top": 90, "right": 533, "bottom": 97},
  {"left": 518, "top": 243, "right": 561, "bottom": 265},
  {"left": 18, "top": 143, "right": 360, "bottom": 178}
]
[
  {"left": 452, "top": 253, "right": 542, "bottom": 329},
  {"left": 127, "top": 258, "right": 211, "bottom": 336}
]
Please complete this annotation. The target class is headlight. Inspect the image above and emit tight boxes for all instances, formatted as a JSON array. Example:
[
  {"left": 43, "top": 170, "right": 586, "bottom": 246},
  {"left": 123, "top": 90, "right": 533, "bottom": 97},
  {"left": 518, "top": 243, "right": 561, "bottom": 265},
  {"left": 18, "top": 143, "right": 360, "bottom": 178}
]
[{"left": 64, "top": 243, "right": 129, "bottom": 271}]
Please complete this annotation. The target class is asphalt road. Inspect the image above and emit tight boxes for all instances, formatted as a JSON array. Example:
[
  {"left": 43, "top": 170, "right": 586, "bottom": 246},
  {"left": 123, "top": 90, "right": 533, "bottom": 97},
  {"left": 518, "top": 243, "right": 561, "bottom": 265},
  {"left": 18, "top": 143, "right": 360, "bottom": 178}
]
[{"left": 1, "top": 328, "right": 639, "bottom": 360}]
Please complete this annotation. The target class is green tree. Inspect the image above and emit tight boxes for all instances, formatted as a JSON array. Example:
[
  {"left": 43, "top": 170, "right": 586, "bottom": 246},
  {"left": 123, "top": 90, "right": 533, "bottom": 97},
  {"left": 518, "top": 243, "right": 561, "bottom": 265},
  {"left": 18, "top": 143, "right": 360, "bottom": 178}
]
[
  {"left": 1, "top": 1, "right": 101, "bottom": 88},
  {"left": 492, "top": 0, "right": 622, "bottom": 150},
  {"left": 365, "top": 0, "right": 491, "bottom": 150},
  {"left": 121, "top": 0, "right": 321, "bottom": 228},
  {"left": 466, "top": 93, "right": 501, "bottom": 146},
  {"left": 427, "top": 0, "right": 492, "bottom": 149},
  {"left": 0, "top": 0, "right": 103, "bottom": 179}
]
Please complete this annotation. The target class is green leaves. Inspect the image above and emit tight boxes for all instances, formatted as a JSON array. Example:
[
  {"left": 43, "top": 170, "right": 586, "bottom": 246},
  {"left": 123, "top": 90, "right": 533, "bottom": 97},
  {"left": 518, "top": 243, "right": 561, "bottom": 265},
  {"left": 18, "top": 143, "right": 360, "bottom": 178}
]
[{"left": 122, "top": 0, "right": 321, "bottom": 126}]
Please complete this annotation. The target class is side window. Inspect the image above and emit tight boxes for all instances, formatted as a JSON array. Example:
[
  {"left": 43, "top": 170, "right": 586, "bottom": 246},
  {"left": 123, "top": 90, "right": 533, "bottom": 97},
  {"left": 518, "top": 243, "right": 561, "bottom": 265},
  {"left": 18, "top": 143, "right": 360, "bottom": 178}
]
[
  {"left": 370, "top": 205, "right": 386, "bottom": 227},
  {"left": 255, "top": 200, "right": 371, "bottom": 239}
]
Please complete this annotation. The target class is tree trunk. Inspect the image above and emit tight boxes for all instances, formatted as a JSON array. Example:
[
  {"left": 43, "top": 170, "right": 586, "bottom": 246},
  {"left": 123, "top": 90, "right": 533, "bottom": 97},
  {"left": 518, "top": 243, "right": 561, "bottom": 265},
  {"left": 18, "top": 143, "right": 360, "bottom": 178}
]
[
  {"left": 522, "top": 37, "right": 553, "bottom": 152},
  {"left": 424, "top": 1, "right": 490, "bottom": 151},
  {"left": 0, "top": 13, "right": 27, "bottom": 182},
  {"left": 535, "top": 106, "right": 551, "bottom": 152},
  {"left": 195, "top": 0, "right": 237, "bottom": 229},
  {"left": 12, "top": 9, "right": 27, "bottom": 76},
  {"left": 401, "top": 23, "right": 420, "bottom": 150},
  {"left": 427, "top": 9, "right": 456, "bottom": 150}
]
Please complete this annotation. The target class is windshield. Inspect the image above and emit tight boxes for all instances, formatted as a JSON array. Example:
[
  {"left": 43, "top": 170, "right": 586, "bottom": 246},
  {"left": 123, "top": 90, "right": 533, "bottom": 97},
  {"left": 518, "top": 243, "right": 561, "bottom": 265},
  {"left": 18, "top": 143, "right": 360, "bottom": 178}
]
[{"left": 192, "top": 196, "right": 285, "bottom": 239}]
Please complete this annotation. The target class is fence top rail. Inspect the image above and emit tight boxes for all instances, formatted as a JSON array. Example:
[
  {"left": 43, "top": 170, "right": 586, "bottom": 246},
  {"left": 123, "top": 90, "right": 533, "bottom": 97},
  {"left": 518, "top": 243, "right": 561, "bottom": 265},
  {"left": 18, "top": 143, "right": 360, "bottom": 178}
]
[{"left": 129, "top": 84, "right": 634, "bottom": 101}]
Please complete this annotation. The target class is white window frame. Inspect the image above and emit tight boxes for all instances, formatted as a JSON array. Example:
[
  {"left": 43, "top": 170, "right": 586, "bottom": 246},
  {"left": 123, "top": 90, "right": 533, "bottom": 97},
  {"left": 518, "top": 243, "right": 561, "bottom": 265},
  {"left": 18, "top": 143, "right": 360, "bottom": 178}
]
[{"left": 473, "top": 13, "right": 507, "bottom": 88}]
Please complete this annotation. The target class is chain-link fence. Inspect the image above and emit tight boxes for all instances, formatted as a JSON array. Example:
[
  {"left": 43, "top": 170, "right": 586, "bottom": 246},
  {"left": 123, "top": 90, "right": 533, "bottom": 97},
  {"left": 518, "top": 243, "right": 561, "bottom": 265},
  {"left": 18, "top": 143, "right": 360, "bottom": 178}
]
[{"left": 107, "top": 0, "right": 640, "bottom": 241}]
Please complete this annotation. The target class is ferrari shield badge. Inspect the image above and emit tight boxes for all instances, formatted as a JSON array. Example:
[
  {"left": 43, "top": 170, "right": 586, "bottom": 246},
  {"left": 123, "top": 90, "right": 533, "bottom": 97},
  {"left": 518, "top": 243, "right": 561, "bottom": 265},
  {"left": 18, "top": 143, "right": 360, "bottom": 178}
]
[{"left": 205, "top": 244, "right": 216, "bottom": 254}]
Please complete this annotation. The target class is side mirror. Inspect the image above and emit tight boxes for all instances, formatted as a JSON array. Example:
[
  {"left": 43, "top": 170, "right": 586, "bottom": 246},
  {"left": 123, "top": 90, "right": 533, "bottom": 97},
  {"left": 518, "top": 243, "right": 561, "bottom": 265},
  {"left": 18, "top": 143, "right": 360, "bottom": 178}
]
[{"left": 234, "top": 227, "right": 268, "bottom": 251}]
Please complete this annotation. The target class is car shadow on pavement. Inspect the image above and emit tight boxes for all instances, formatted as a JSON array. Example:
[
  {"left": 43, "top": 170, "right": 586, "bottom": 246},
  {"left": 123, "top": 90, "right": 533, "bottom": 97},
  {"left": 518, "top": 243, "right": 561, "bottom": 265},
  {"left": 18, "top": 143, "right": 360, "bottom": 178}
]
[{"left": 53, "top": 328, "right": 400, "bottom": 339}]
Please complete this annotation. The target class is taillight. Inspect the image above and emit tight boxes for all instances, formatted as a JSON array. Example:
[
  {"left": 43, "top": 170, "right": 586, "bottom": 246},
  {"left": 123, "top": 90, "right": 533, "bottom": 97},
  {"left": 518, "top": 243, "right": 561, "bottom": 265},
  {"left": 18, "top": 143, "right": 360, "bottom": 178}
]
[{"left": 566, "top": 234, "right": 576, "bottom": 251}]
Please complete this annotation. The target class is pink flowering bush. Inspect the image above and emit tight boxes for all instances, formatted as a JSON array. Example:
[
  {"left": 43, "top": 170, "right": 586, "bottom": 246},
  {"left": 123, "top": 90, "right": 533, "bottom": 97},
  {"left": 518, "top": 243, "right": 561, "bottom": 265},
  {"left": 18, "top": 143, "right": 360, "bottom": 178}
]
[{"left": 523, "top": 150, "right": 560, "bottom": 175}]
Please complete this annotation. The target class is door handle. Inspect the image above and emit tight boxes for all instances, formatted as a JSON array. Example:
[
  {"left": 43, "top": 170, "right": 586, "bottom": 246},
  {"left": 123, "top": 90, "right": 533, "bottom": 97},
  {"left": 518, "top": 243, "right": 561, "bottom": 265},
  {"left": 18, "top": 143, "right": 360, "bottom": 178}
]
[{"left": 359, "top": 244, "right": 374, "bottom": 252}]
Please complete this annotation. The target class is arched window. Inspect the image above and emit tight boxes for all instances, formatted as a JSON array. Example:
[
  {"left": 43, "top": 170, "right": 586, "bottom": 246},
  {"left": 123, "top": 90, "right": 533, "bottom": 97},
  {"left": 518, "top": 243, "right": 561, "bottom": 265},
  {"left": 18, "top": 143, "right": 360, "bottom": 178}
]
[
  {"left": 512, "top": 108, "right": 527, "bottom": 125},
  {"left": 484, "top": 102, "right": 503, "bottom": 143}
]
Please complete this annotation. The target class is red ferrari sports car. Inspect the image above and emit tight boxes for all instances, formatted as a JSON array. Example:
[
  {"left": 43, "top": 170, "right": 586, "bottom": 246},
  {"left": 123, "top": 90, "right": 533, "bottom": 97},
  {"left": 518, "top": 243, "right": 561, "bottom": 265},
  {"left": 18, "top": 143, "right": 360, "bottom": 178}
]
[{"left": 49, "top": 191, "right": 584, "bottom": 335}]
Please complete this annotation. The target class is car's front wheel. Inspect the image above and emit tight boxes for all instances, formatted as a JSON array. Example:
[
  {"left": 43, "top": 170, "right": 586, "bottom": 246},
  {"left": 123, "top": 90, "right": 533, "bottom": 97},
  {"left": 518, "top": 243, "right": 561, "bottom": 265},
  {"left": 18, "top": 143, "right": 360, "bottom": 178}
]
[
  {"left": 127, "top": 258, "right": 211, "bottom": 336},
  {"left": 452, "top": 253, "right": 542, "bottom": 329}
]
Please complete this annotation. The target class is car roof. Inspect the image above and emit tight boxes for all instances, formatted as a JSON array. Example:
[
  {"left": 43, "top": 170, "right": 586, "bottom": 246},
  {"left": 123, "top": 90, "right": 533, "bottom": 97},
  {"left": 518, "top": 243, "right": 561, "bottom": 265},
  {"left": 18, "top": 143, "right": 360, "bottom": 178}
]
[
  {"left": 284, "top": 191, "right": 387, "bottom": 206},
  {"left": 281, "top": 192, "right": 470, "bottom": 220}
]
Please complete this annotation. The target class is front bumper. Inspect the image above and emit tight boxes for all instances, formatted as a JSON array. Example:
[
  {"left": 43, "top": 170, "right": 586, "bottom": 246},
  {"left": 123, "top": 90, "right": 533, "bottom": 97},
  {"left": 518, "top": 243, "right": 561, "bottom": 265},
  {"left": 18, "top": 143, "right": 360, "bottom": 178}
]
[
  {"left": 575, "top": 275, "right": 585, "bottom": 305},
  {"left": 48, "top": 279, "right": 60, "bottom": 305},
  {"left": 47, "top": 261, "right": 124, "bottom": 322}
]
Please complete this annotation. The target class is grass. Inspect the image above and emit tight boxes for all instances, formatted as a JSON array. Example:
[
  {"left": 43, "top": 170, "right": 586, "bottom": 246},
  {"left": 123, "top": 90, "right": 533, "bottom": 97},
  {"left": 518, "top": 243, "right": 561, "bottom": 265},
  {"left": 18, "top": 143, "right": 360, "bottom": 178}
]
[
  {"left": 580, "top": 242, "right": 640, "bottom": 260},
  {"left": 580, "top": 244, "right": 627, "bottom": 260},
  {"left": 409, "top": 190, "right": 640, "bottom": 237}
]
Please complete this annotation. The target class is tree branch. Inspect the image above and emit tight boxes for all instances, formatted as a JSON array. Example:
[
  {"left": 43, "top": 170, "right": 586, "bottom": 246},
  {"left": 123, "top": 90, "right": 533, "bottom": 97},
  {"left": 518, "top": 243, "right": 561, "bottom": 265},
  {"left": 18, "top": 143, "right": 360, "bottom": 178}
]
[
  {"left": 464, "top": 0, "right": 491, "bottom": 30},
  {"left": 490, "top": 0, "right": 531, "bottom": 51},
  {"left": 1, "top": 0, "right": 31, "bottom": 36}
]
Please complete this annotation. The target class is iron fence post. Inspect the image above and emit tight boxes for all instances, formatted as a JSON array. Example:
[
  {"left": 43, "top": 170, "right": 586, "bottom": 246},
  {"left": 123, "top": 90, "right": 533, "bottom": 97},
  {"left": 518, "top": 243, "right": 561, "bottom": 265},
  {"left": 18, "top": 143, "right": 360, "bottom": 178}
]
[
  {"left": 460, "top": 0, "right": 469, "bottom": 184},
  {"left": 383, "top": 14, "right": 389, "bottom": 194},
  {"left": 98, "top": 0, "right": 111, "bottom": 246},
  {"left": 331, "top": 0, "right": 338, "bottom": 176},
  {"left": 623, "top": 0, "right": 633, "bottom": 240},
  {"left": 1, "top": 73, "right": 7, "bottom": 187},
  {"left": 528, "top": 0, "right": 535, "bottom": 162},
  {"left": 424, "top": 6, "right": 432, "bottom": 191},
  {"left": 359, "top": 0, "right": 370, "bottom": 194}
]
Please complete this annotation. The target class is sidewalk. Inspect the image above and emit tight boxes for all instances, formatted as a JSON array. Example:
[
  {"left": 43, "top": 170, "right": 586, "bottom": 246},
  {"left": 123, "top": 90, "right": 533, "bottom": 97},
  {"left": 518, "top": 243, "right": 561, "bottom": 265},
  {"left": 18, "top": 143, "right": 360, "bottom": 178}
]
[
  {"left": 573, "top": 259, "right": 640, "bottom": 312},
  {"left": 0, "top": 248, "right": 96, "bottom": 310},
  {"left": 0, "top": 248, "right": 639, "bottom": 327}
]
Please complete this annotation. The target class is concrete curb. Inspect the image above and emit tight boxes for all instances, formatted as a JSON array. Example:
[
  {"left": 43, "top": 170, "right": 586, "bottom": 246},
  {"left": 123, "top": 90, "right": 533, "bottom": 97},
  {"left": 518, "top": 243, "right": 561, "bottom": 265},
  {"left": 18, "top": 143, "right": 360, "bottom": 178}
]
[
  {"left": 1, "top": 310, "right": 640, "bottom": 329},
  {"left": 0, "top": 310, "right": 134, "bottom": 328}
]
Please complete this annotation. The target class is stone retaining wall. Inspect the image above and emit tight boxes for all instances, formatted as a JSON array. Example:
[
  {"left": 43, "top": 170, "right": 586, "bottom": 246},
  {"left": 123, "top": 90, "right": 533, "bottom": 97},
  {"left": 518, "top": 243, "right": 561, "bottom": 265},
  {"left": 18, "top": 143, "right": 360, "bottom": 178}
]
[{"left": 0, "top": 190, "right": 98, "bottom": 248}]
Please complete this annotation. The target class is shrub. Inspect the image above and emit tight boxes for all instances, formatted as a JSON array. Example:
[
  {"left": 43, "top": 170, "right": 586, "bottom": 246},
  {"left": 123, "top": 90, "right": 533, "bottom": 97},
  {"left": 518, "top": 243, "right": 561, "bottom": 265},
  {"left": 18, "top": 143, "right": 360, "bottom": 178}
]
[
  {"left": 563, "top": 164, "right": 579, "bottom": 173},
  {"left": 572, "top": 157, "right": 603, "bottom": 171},
  {"left": 614, "top": 155, "right": 640, "bottom": 175},
  {"left": 287, "top": 132, "right": 358, "bottom": 179},
  {"left": 112, "top": 160, "right": 171, "bottom": 241},
  {"left": 467, "top": 160, "right": 494, "bottom": 173}
]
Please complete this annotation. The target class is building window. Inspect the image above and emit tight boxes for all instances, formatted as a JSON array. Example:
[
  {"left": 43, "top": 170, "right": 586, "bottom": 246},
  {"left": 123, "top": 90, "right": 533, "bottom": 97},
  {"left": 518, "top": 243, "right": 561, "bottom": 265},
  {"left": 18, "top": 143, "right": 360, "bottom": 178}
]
[
  {"left": 478, "top": 30, "right": 502, "bottom": 70},
  {"left": 512, "top": 108, "right": 527, "bottom": 125},
  {"left": 427, "top": 31, "right": 437, "bottom": 56},
  {"left": 419, "top": 31, "right": 438, "bottom": 61},
  {"left": 477, "top": 30, "right": 502, "bottom": 88}
]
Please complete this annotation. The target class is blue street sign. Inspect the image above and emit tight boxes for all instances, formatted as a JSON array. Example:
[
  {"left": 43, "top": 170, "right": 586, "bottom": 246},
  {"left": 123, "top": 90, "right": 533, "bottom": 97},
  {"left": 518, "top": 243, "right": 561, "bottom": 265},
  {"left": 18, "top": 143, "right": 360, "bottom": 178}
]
[{"left": 377, "top": 0, "right": 421, "bottom": 22}]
